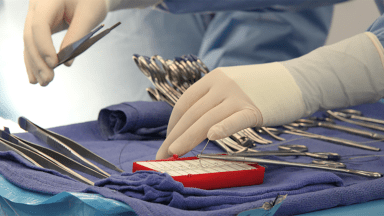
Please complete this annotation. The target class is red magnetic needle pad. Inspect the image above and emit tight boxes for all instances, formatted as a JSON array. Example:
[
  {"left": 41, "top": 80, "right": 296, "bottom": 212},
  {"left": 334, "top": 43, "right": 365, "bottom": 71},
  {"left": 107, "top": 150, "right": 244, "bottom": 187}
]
[{"left": 133, "top": 155, "right": 265, "bottom": 190}]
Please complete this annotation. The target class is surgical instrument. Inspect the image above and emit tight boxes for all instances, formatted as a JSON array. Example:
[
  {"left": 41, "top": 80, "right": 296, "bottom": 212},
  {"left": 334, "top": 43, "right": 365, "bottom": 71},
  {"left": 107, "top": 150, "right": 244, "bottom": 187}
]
[
  {"left": 258, "top": 127, "right": 285, "bottom": 141},
  {"left": 229, "top": 145, "right": 341, "bottom": 160},
  {"left": 0, "top": 129, "right": 108, "bottom": 178},
  {"left": 269, "top": 126, "right": 381, "bottom": 151},
  {"left": 311, "top": 160, "right": 346, "bottom": 168},
  {"left": 18, "top": 117, "right": 124, "bottom": 176},
  {"left": 337, "top": 109, "right": 384, "bottom": 125},
  {"left": 55, "top": 22, "right": 121, "bottom": 68},
  {"left": 327, "top": 110, "right": 384, "bottom": 132},
  {"left": 221, "top": 151, "right": 340, "bottom": 160},
  {"left": 231, "top": 135, "right": 255, "bottom": 148},
  {"left": 197, "top": 154, "right": 382, "bottom": 178},
  {"left": 146, "top": 87, "right": 175, "bottom": 106},
  {"left": 0, "top": 133, "right": 98, "bottom": 185},
  {"left": 294, "top": 118, "right": 384, "bottom": 140},
  {"left": 0, "top": 137, "right": 41, "bottom": 167}
]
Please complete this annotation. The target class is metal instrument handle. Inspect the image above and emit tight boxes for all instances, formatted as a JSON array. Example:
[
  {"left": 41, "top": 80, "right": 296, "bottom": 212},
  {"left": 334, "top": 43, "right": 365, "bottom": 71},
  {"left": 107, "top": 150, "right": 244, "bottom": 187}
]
[
  {"left": 328, "top": 111, "right": 384, "bottom": 132},
  {"left": 304, "top": 152, "right": 330, "bottom": 160},
  {"left": 318, "top": 122, "right": 384, "bottom": 139},
  {"left": 318, "top": 135, "right": 381, "bottom": 151},
  {"left": 197, "top": 154, "right": 382, "bottom": 178},
  {"left": 351, "top": 115, "right": 384, "bottom": 125}
]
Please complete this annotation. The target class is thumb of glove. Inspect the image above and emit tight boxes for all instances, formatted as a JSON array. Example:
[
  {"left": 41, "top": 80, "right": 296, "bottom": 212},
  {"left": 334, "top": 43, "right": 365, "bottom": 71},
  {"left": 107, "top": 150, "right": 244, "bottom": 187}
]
[{"left": 59, "top": 0, "right": 108, "bottom": 66}]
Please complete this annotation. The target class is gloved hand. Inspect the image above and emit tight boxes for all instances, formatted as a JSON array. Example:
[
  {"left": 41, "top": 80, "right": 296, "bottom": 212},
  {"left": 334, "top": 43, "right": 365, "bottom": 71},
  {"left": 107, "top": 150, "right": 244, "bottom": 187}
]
[
  {"left": 23, "top": 0, "right": 108, "bottom": 86},
  {"left": 23, "top": 0, "right": 162, "bottom": 86},
  {"left": 156, "top": 32, "right": 384, "bottom": 159}
]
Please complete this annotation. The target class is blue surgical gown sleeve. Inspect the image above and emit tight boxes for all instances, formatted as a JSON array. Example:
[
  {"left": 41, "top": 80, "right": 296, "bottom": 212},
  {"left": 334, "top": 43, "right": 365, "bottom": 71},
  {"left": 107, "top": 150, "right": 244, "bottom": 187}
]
[
  {"left": 157, "top": 0, "right": 348, "bottom": 14},
  {"left": 197, "top": 6, "right": 334, "bottom": 69},
  {"left": 368, "top": 1, "right": 384, "bottom": 47}
]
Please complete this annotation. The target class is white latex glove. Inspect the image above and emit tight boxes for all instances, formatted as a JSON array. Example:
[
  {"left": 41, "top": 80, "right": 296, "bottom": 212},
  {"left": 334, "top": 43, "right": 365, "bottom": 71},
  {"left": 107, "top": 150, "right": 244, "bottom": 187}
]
[
  {"left": 156, "top": 32, "right": 384, "bottom": 160},
  {"left": 23, "top": 0, "right": 162, "bottom": 86},
  {"left": 23, "top": 0, "right": 108, "bottom": 86}
]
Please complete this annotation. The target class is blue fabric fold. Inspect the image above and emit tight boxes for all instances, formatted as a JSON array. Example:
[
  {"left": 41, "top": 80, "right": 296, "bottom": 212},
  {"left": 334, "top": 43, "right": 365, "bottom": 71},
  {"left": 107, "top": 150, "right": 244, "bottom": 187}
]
[
  {"left": 97, "top": 101, "right": 172, "bottom": 140},
  {"left": 95, "top": 170, "right": 343, "bottom": 211},
  {"left": 7, "top": 102, "right": 384, "bottom": 215}
]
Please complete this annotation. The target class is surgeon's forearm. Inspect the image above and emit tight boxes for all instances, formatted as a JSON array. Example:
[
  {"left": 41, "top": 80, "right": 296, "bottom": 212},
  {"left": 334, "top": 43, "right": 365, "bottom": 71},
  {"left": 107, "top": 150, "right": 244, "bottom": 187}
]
[
  {"left": 282, "top": 32, "right": 384, "bottom": 117},
  {"left": 105, "top": 0, "right": 163, "bottom": 11},
  {"left": 156, "top": 0, "right": 349, "bottom": 14}
]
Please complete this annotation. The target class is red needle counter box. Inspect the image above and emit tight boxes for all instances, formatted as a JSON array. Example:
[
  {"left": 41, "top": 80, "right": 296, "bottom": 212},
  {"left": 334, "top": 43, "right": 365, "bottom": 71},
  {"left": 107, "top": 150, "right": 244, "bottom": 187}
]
[{"left": 133, "top": 155, "right": 265, "bottom": 190}]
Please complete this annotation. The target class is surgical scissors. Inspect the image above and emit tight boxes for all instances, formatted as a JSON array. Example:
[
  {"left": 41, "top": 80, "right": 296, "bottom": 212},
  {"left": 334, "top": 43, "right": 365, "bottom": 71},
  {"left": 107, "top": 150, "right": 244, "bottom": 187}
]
[
  {"left": 197, "top": 154, "right": 382, "bottom": 178},
  {"left": 293, "top": 118, "right": 384, "bottom": 140},
  {"left": 146, "top": 87, "right": 175, "bottom": 106}
]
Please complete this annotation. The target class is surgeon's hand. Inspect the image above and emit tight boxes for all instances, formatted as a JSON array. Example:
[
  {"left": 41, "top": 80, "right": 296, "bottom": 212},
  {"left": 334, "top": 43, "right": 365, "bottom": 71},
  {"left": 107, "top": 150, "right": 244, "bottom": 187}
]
[
  {"left": 156, "top": 63, "right": 307, "bottom": 159},
  {"left": 156, "top": 32, "right": 384, "bottom": 159},
  {"left": 23, "top": 0, "right": 108, "bottom": 86}
]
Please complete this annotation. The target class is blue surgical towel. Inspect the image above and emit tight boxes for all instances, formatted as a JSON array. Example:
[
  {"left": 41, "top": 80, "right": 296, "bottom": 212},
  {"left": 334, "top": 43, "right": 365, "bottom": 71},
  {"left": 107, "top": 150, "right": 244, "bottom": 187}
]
[
  {"left": 98, "top": 101, "right": 172, "bottom": 140},
  {"left": 5, "top": 101, "right": 384, "bottom": 215}
]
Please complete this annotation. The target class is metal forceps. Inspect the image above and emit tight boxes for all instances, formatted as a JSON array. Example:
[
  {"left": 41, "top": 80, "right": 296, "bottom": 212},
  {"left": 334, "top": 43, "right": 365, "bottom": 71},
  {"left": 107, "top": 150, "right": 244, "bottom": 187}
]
[
  {"left": 225, "top": 144, "right": 341, "bottom": 160},
  {"left": 55, "top": 22, "right": 121, "bottom": 68},
  {"left": 0, "top": 129, "right": 108, "bottom": 185},
  {"left": 197, "top": 154, "right": 382, "bottom": 178},
  {"left": 294, "top": 118, "right": 384, "bottom": 140},
  {"left": 18, "top": 117, "right": 124, "bottom": 177}
]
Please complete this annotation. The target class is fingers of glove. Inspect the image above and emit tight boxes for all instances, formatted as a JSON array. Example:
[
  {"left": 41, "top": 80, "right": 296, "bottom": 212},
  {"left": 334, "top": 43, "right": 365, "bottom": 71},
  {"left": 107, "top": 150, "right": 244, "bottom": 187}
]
[
  {"left": 64, "top": 59, "right": 74, "bottom": 67},
  {"left": 51, "top": 19, "right": 70, "bottom": 34},
  {"left": 166, "top": 71, "right": 221, "bottom": 136},
  {"left": 169, "top": 99, "right": 247, "bottom": 157},
  {"left": 207, "top": 108, "right": 262, "bottom": 140},
  {"left": 60, "top": 0, "right": 107, "bottom": 50},
  {"left": 156, "top": 91, "right": 219, "bottom": 159},
  {"left": 24, "top": 4, "right": 54, "bottom": 86},
  {"left": 59, "top": 0, "right": 107, "bottom": 66},
  {"left": 31, "top": 0, "right": 64, "bottom": 69},
  {"left": 25, "top": 46, "right": 54, "bottom": 86},
  {"left": 24, "top": 50, "right": 37, "bottom": 84},
  {"left": 157, "top": 99, "right": 239, "bottom": 159}
]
